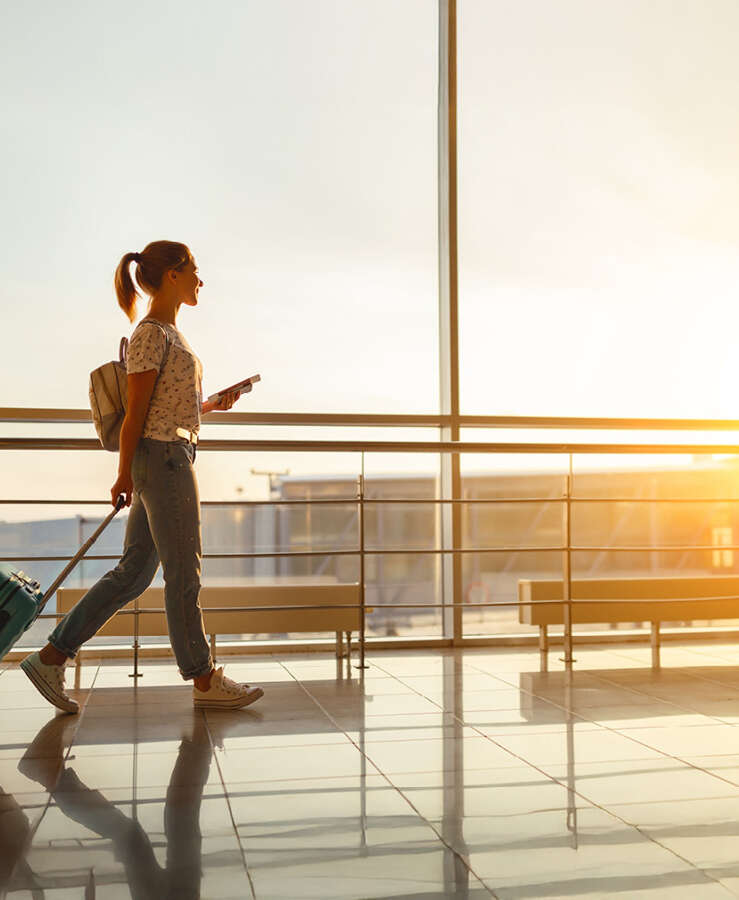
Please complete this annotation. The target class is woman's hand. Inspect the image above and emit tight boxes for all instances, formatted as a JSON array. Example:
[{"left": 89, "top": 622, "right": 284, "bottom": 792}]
[
  {"left": 111, "top": 471, "right": 134, "bottom": 508},
  {"left": 202, "top": 384, "right": 253, "bottom": 415},
  {"left": 212, "top": 388, "right": 247, "bottom": 412}
]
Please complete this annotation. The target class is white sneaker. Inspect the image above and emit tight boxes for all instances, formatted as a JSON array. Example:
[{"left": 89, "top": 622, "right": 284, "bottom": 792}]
[
  {"left": 20, "top": 651, "right": 79, "bottom": 715},
  {"left": 193, "top": 666, "right": 264, "bottom": 709}
]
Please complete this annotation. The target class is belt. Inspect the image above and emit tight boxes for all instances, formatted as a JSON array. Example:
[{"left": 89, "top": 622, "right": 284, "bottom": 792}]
[{"left": 175, "top": 427, "right": 199, "bottom": 445}]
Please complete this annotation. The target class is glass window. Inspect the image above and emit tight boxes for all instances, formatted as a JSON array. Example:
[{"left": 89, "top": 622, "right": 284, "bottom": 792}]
[
  {"left": 459, "top": 0, "right": 739, "bottom": 417},
  {"left": 1, "top": 1, "right": 438, "bottom": 414}
]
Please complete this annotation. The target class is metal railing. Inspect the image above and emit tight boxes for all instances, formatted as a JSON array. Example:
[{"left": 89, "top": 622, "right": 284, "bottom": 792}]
[{"left": 4, "top": 408, "right": 739, "bottom": 669}]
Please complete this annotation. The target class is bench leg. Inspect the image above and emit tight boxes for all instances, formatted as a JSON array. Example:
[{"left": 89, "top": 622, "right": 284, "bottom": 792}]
[
  {"left": 210, "top": 634, "right": 217, "bottom": 666},
  {"left": 539, "top": 625, "right": 549, "bottom": 654},
  {"left": 74, "top": 652, "right": 82, "bottom": 691},
  {"left": 345, "top": 631, "right": 352, "bottom": 664},
  {"left": 651, "top": 622, "right": 660, "bottom": 669},
  {"left": 538, "top": 626, "right": 549, "bottom": 673},
  {"left": 335, "top": 631, "right": 343, "bottom": 659}
]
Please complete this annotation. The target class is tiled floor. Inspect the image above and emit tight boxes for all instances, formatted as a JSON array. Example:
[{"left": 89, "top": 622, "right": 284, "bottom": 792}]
[{"left": 3, "top": 641, "right": 739, "bottom": 898}]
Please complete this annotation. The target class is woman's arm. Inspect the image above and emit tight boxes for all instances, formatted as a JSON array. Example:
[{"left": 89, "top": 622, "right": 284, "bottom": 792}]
[
  {"left": 111, "top": 370, "right": 158, "bottom": 506},
  {"left": 120, "top": 371, "right": 158, "bottom": 473}
]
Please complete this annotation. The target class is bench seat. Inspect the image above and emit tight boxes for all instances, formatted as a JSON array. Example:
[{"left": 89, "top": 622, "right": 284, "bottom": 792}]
[
  {"left": 519, "top": 575, "right": 739, "bottom": 665},
  {"left": 57, "top": 583, "right": 361, "bottom": 666}
]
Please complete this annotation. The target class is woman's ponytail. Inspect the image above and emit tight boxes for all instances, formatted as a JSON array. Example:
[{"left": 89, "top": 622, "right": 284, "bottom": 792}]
[
  {"left": 115, "top": 252, "right": 141, "bottom": 323},
  {"left": 114, "top": 241, "right": 192, "bottom": 323}
]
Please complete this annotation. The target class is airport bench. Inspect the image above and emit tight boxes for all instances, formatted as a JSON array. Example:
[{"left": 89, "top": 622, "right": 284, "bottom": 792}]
[
  {"left": 518, "top": 575, "right": 739, "bottom": 666},
  {"left": 57, "top": 582, "right": 361, "bottom": 670}
]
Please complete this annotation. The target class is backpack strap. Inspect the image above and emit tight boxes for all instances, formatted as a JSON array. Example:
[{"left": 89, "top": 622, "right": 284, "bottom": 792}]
[{"left": 137, "top": 317, "right": 171, "bottom": 374}]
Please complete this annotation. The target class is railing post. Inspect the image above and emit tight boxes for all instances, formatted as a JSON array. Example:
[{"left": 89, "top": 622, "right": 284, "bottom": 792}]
[
  {"left": 129, "top": 595, "right": 142, "bottom": 679},
  {"left": 438, "top": 0, "right": 462, "bottom": 646},
  {"left": 356, "top": 455, "right": 369, "bottom": 670},
  {"left": 561, "top": 458, "right": 575, "bottom": 667}
]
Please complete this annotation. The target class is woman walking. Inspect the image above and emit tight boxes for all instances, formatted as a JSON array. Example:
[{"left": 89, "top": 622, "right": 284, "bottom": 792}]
[{"left": 21, "top": 241, "right": 264, "bottom": 713}]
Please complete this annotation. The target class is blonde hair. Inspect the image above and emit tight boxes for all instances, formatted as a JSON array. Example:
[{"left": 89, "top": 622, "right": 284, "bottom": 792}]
[{"left": 114, "top": 240, "right": 192, "bottom": 323}]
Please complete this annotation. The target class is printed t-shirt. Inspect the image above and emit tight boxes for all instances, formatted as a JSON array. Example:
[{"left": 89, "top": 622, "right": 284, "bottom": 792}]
[{"left": 126, "top": 318, "right": 203, "bottom": 442}]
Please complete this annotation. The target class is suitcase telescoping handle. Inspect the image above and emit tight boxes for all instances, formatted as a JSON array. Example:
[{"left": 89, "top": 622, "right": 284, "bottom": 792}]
[{"left": 39, "top": 495, "right": 126, "bottom": 612}]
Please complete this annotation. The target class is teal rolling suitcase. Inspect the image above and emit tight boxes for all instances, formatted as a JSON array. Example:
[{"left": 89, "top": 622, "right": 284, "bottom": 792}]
[{"left": 0, "top": 496, "right": 125, "bottom": 660}]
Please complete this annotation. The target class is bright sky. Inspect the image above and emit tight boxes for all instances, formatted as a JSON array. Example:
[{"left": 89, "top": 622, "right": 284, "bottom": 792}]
[{"left": 3, "top": 1, "right": 739, "bottom": 521}]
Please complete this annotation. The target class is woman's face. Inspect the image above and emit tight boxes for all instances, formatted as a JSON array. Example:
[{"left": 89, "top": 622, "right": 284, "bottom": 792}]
[{"left": 179, "top": 258, "right": 204, "bottom": 307}]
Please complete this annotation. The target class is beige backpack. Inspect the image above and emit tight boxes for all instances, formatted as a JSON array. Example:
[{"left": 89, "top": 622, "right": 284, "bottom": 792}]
[{"left": 89, "top": 319, "right": 170, "bottom": 451}]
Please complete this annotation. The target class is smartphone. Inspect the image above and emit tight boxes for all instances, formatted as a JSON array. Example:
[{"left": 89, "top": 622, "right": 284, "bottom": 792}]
[{"left": 207, "top": 374, "right": 261, "bottom": 403}]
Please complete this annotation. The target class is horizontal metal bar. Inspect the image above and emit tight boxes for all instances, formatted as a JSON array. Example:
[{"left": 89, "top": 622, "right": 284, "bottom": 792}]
[
  {"left": 0, "top": 550, "right": 359, "bottom": 562},
  {"left": 30, "top": 596, "right": 739, "bottom": 616},
  {"left": 572, "top": 545, "right": 739, "bottom": 552},
  {"left": 357, "top": 547, "right": 564, "bottom": 554},
  {"left": 183, "top": 599, "right": 734, "bottom": 610},
  {"left": 0, "top": 550, "right": 395, "bottom": 563},
  {"left": 570, "top": 497, "right": 739, "bottom": 504},
  {"left": 28, "top": 599, "right": 597, "bottom": 615},
  {"left": 0, "top": 409, "right": 451, "bottom": 428},
  {"left": 460, "top": 416, "right": 739, "bottom": 432},
  {"left": 550, "top": 596, "right": 739, "bottom": 604},
  {"left": 6, "top": 495, "right": 739, "bottom": 508},
  {"left": 0, "top": 547, "right": 567, "bottom": 563},
  {"left": 342, "top": 496, "right": 739, "bottom": 505},
  {"left": 5, "top": 495, "right": 739, "bottom": 509},
  {"left": 357, "top": 497, "right": 564, "bottom": 504},
  {"left": 3, "top": 437, "right": 739, "bottom": 454},
  {"left": 0, "top": 498, "right": 360, "bottom": 506},
  {"left": 6, "top": 407, "right": 739, "bottom": 431},
  {"left": 0, "top": 497, "right": 562, "bottom": 507},
  {"left": 10, "top": 541, "right": 739, "bottom": 565}
]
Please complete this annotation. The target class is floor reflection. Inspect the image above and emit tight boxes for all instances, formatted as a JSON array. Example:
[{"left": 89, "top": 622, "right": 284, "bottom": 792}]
[
  {"left": 3, "top": 712, "right": 215, "bottom": 899},
  {"left": 4, "top": 648, "right": 739, "bottom": 897}
]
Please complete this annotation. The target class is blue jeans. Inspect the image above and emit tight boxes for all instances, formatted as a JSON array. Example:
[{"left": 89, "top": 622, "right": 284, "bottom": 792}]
[{"left": 49, "top": 438, "right": 213, "bottom": 680}]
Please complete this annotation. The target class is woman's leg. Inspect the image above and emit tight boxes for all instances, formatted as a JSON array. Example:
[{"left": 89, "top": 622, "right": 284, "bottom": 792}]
[
  {"left": 47, "top": 488, "right": 160, "bottom": 659},
  {"left": 138, "top": 441, "right": 212, "bottom": 681}
]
